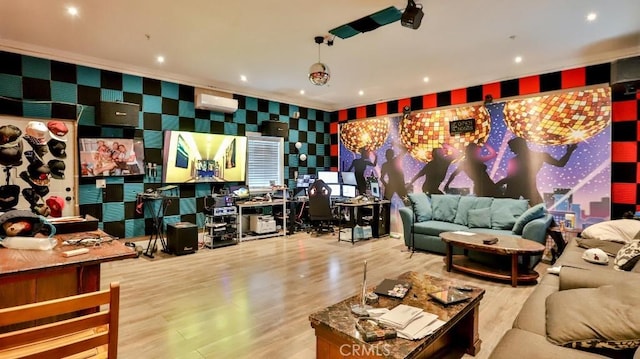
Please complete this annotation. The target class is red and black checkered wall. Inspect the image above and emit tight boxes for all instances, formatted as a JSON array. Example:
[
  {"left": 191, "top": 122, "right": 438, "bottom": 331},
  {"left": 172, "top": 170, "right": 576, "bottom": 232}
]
[{"left": 330, "top": 62, "right": 640, "bottom": 218}]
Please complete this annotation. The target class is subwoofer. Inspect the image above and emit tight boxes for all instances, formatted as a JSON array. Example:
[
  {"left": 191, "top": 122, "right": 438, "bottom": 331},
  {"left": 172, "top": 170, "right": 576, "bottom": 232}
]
[{"left": 166, "top": 222, "right": 198, "bottom": 255}]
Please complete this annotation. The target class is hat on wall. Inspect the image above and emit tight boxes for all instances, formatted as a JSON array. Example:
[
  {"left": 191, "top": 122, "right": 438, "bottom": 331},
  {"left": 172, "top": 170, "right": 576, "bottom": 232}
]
[
  {"left": 19, "top": 171, "right": 50, "bottom": 197},
  {"left": 48, "top": 160, "right": 66, "bottom": 179},
  {"left": 48, "top": 139, "right": 67, "bottom": 159},
  {"left": 47, "top": 121, "right": 69, "bottom": 142},
  {"left": 0, "top": 140, "right": 23, "bottom": 167},
  {"left": 25, "top": 121, "right": 48, "bottom": 145},
  {"left": 0, "top": 184, "right": 20, "bottom": 210},
  {"left": 45, "top": 196, "right": 65, "bottom": 217},
  {"left": 0, "top": 125, "right": 22, "bottom": 145},
  {"left": 22, "top": 188, "right": 41, "bottom": 206}
]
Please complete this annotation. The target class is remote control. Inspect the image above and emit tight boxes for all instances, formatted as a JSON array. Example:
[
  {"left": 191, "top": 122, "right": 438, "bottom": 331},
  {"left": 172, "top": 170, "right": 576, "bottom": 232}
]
[{"left": 454, "top": 286, "right": 474, "bottom": 291}]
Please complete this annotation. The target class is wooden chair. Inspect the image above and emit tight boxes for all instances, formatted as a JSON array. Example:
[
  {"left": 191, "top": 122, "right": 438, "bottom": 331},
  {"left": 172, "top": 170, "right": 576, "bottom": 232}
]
[{"left": 0, "top": 282, "right": 120, "bottom": 359}]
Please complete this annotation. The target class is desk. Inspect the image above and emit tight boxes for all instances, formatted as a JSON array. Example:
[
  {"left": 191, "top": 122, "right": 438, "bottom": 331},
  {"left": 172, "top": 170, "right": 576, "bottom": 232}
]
[
  {"left": 309, "top": 271, "right": 485, "bottom": 358},
  {"left": 237, "top": 199, "right": 287, "bottom": 241},
  {"left": 0, "top": 230, "right": 136, "bottom": 331},
  {"left": 336, "top": 199, "right": 390, "bottom": 244}
]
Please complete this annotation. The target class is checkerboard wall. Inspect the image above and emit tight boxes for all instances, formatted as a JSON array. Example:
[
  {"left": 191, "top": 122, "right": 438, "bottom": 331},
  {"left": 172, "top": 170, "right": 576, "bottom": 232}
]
[
  {"left": 330, "top": 63, "right": 638, "bottom": 218},
  {"left": 0, "top": 51, "right": 331, "bottom": 239}
]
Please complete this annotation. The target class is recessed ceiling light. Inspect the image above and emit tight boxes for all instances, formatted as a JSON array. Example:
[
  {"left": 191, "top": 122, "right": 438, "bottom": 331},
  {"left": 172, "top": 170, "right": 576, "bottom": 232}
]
[
  {"left": 358, "top": 90, "right": 364, "bottom": 96},
  {"left": 240, "top": 75, "right": 247, "bottom": 82},
  {"left": 67, "top": 6, "right": 79, "bottom": 16},
  {"left": 586, "top": 12, "right": 597, "bottom": 22},
  {"left": 156, "top": 56, "right": 165, "bottom": 63},
  {"left": 423, "top": 76, "right": 430, "bottom": 83},
  {"left": 299, "top": 90, "right": 305, "bottom": 95},
  {"left": 514, "top": 56, "right": 523, "bottom": 64}
]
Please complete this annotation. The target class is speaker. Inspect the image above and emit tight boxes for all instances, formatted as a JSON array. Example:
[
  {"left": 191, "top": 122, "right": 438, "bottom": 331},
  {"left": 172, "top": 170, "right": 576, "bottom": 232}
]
[
  {"left": 611, "top": 56, "right": 640, "bottom": 85},
  {"left": 97, "top": 101, "right": 140, "bottom": 127},
  {"left": 401, "top": 4, "right": 424, "bottom": 29},
  {"left": 261, "top": 121, "right": 289, "bottom": 139},
  {"left": 166, "top": 222, "right": 198, "bottom": 255}
]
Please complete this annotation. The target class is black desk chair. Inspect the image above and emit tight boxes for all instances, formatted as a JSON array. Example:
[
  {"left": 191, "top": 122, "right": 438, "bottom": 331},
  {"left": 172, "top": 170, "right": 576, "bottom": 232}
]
[{"left": 307, "top": 179, "right": 336, "bottom": 236}]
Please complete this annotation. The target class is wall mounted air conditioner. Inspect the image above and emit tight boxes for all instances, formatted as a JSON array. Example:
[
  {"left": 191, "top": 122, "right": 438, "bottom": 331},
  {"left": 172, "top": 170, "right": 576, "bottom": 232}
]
[{"left": 195, "top": 93, "right": 238, "bottom": 113}]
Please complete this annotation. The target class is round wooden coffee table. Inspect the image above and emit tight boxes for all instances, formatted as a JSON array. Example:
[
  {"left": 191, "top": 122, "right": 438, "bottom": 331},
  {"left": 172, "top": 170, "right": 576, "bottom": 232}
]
[{"left": 440, "top": 231, "right": 546, "bottom": 287}]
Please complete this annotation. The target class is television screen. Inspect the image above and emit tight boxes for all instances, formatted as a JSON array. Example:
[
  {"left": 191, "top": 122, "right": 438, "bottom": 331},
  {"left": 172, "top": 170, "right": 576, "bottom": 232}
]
[
  {"left": 342, "top": 184, "right": 357, "bottom": 198},
  {"left": 162, "top": 130, "right": 247, "bottom": 183},
  {"left": 79, "top": 138, "right": 145, "bottom": 177},
  {"left": 318, "top": 171, "right": 339, "bottom": 184},
  {"left": 327, "top": 184, "right": 341, "bottom": 197},
  {"left": 341, "top": 171, "right": 357, "bottom": 186},
  {"left": 296, "top": 174, "right": 315, "bottom": 188}
]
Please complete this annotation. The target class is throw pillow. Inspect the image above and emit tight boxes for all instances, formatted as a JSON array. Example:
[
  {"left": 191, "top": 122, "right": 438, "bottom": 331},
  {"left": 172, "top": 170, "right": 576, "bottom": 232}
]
[
  {"left": 614, "top": 240, "right": 640, "bottom": 271},
  {"left": 431, "top": 194, "right": 460, "bottom": 223},
  {"left": 546, "top": 282, "right": 640, "bottom": 350},
  {"left": 576, "top": 238, "right": 624, "bottom": 257},
  {"left": 490, "top": 198, "right": 529, "bottom": 230},
  {"left": 512, "top": 203, "right": 546, "bottom": 235},
  {"left": 580, "top": 219, "right": 640, "bottom": 244},
  {"left": 454, "top": 196, "right": 477, "bottom": 226},
  {"left": 467, "top": 208, "right": 492, "bottom": 228},
  {"left": 407, "top": 193, "right": 432, "bottom": 222}
]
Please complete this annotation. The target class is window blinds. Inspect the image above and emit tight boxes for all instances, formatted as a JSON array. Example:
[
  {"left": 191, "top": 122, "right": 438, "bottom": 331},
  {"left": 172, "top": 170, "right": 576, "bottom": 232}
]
[{"left": 246, "top": 136, "right": 284, "bottom": 192}]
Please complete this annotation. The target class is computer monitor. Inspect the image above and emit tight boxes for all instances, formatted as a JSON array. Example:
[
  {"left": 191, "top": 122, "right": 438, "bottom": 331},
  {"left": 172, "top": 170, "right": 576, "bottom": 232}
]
[
  {"left": 317, "top": 171, "right": 339, "bottom": 184},
  {"left": 296, "top": 174, "right": 315, "bottom": 188},
  {"left": 342, "top": 185, "right": 357, "bottom": 198},
  {"left": 370, "top": 182, "right": 381, "bottom": 199},
  {"left": 341, "top": 171, "right": 357, "bottom": 186},
  {"left": 327, "top": 184, "right": 341, "bottom": 197}
]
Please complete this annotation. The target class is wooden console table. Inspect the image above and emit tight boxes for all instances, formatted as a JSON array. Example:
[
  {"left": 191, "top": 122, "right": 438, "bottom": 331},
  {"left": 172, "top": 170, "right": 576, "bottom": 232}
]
[
  {"left": 0, "top": 230, "right": 136, "bottom": 331},
  {"left": 309, "top": 271, "right": 485, "bottom": 358}
]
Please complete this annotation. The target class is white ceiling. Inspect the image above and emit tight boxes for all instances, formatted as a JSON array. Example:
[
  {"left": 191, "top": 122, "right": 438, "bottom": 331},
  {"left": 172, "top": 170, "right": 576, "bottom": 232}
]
[{"left": 1, "top": 0, "right": 639, "bottom": 112}]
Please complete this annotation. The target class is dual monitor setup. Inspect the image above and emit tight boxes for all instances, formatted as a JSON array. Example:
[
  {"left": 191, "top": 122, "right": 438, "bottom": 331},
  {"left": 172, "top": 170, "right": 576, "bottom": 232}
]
[{"left": 295, "top": 171, "right": 359, "bottom": 200}]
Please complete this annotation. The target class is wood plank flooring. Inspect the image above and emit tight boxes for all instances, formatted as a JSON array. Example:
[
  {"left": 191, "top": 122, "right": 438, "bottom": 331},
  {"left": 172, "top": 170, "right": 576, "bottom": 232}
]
[{"left": 100, "top": 232, "right": 547, "bottom": 359}]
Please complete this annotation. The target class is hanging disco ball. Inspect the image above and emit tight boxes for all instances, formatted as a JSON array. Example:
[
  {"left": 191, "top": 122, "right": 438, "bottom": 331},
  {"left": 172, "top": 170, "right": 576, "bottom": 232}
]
[
  {"left": 399, "top": 105, "right": 491, "bottom": 162},
  {"left": 308, "top": 62, "right": 330, "bottom": 86},
  {"left": 340, "top": 118, "right": 390, "bottom": 153},
  {"left": 503, "top": 87, "right": 611, "bottom": 145}
]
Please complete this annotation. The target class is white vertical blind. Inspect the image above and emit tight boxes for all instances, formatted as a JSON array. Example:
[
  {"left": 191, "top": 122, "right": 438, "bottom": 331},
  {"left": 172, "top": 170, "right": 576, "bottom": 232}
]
[{"left": 246, "top": 135, "right": 284, "bottom": 192}]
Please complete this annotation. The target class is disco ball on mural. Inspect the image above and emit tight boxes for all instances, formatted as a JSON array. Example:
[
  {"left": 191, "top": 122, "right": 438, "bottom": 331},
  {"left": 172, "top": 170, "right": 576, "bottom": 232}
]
[
  {"left": 399, "top": 106, "right": 491, "bottom": 162},
  {"left": 503, "top": 87, "right": 611, "bottom": 145},
  {"left": 340, "top": 118, "right": 390, "bottom": 153}
]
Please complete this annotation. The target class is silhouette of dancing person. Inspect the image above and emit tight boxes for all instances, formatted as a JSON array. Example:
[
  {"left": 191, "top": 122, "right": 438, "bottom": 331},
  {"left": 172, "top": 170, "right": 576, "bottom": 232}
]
[
  {"left": 410, "top": 146, "right": 458, "bottom": 194},
  {"left": 496, "top": 137, "right": 578, "bottom": 205},
  {"left": 444, "top": 143, "right": 501, "bottom": 197},
  {"left": 379, "top": 147, "right": 408, "bottom": 201},
  {"left": 346, "top": 148, "right": 377, "bottom": 195}
]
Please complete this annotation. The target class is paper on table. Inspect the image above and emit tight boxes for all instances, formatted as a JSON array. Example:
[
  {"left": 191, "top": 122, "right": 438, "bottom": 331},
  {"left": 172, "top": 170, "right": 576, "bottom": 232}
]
[
  {"left": 397, "top": 318, "right": 446, "bottom": 340},
  {"left": 451, "top": 231, "right": 475, "bottom": 236},
  {"left": 378, "top": 304, "right": 424, "bottom": 329}
]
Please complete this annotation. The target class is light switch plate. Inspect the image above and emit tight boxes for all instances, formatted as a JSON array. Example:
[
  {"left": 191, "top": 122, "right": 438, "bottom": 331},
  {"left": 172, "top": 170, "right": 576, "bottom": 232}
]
[{"left": 96, "top": 179, "right": 106, "bottom": 188}]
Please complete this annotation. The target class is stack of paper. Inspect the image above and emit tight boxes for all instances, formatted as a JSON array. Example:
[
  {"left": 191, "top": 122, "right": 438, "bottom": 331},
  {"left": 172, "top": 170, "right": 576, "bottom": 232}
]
[{"left": 377, "top": 304, "right": 444, "bottom": 340}]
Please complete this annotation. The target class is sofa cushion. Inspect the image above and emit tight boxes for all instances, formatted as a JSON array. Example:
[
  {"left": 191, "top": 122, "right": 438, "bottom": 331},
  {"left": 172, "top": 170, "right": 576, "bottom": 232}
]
[
  {"left": 412, "top": 220, "right": 468, "bottom": 237},
  {"left": 546, "top": 281, "right": 640, "bottom": 350},
  {"left": 580, "top": 219, "right": 640, "bottom": 244},
  {"left": 407, "top": 192, "right": 432, "bottom": 222},
  {"left": 490, "top": 329, "right": 609, "bottom": 359},
  {"left": 577, "top": 238, "right": 625, "bottom": 257},
  {"left": 512, "top": 203, "right": 546, "bottom": 235},
  {"left": 491, "top": 198, "right": 529, "bottom": 230},
  {"left": 431, "top": 194, "right": 460, "bottom": 223},
  {"left": 614, "top": 240, "right": 640, "bottom": 271},
  {"left": 467, "top": 207, "right": 492, "bottom": 228},
  {"left": 454, "top": 196, "right": 477, "bottom": 226}
]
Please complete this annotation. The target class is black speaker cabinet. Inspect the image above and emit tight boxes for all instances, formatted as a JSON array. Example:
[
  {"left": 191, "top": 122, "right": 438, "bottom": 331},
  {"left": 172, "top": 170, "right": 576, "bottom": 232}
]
[
  {"left": 611, "top": 56, "right": 640, "bottom": 85},
  {"left": 97, "top": 101, "right": 140, "bottom": 127},
  {"left": 166, "top": 222, "right": 198, "bottom": 255},
  {"left": 261, "top": 121, "right": 289, "bottom": 139}
]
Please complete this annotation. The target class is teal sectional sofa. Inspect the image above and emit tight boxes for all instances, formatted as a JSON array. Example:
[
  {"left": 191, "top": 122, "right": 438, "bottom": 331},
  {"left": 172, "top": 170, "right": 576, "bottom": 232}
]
[{"left": 399, "top": 194, "right": 554, "bottom": 266}]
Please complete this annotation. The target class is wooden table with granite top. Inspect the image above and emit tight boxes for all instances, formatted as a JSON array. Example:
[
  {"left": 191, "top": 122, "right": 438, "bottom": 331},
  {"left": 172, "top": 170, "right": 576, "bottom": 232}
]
[
  {"left": 439, "top": 231, "right": 546, "bottom": 287},
  {"left": 309, "top": 271, "right": 485, "bottom": 359}
]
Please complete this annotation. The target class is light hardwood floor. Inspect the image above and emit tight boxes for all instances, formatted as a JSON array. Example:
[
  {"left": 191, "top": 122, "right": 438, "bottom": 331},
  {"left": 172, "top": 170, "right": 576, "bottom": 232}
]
[{"left": 101, "top": 232, "right": 548, "bottom": 359}]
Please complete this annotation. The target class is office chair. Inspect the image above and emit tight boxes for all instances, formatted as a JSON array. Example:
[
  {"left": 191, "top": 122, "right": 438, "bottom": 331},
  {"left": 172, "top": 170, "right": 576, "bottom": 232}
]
[{"left": 307, "top": 179, "right": 336, "bottom": 236}]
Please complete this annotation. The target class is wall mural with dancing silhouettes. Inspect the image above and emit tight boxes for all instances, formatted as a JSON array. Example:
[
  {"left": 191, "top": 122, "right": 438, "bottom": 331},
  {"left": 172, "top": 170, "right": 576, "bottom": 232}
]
[{"left": 339, "top": 86, "right": 611, "bottom": 233}]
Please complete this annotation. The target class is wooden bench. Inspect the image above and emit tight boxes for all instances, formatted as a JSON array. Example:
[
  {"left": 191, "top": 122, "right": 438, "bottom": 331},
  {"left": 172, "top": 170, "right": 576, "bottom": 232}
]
[{"left": 0, "top": 282, "right": 120, "bottom": 359}]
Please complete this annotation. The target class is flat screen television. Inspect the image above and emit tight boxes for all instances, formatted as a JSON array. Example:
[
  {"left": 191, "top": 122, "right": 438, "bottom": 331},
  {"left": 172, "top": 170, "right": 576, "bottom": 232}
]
[
  {"left": 162, "top": 130, "right": 247, "bottom": 183},
  {"left": 318, "top": 171, "right": 339, "bottom": 184},
  {"left": 78, "top": 138, "right": 145, "bottom": 177}
]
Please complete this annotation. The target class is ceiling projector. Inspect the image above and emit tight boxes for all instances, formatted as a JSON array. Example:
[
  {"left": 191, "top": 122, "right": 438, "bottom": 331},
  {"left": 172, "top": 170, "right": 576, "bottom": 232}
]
[{"left": 401, "top": 0, "right": 424, "bottom": 29}]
